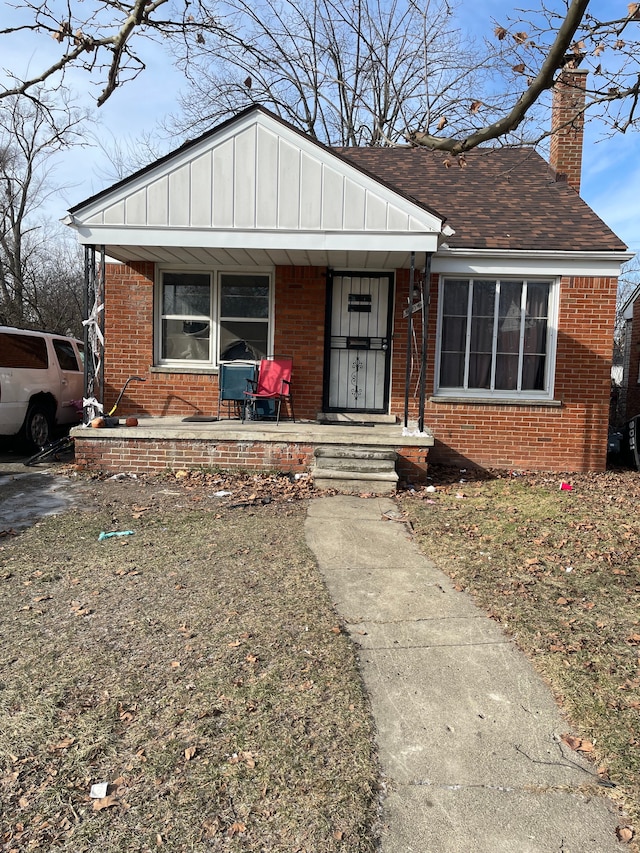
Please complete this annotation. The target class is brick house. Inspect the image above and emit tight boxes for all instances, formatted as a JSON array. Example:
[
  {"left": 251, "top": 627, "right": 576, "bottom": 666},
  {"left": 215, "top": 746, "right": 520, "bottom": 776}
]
[{"left": 66, "top": 70, "right": 630, "bottom": 475}]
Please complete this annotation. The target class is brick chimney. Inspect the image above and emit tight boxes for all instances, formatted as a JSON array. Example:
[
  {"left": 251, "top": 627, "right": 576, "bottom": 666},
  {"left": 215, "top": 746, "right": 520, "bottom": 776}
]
[{"left": 549, "top": 67, "right": 588, "bottom": 193}]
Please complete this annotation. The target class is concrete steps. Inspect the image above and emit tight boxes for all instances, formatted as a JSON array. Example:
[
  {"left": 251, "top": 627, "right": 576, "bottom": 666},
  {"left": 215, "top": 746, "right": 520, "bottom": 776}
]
[{"left": 313, "top": 445, "right": 398, "bottom": 494}]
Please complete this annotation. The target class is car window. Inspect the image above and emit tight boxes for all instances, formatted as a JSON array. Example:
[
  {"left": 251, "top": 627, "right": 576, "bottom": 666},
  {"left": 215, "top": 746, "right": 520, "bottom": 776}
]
[
  {"left": 53, "top": 339, "right": 80, "bottom": 372},
  {"left": 0, "top": 332, "right": 48, "bottom": 369}
]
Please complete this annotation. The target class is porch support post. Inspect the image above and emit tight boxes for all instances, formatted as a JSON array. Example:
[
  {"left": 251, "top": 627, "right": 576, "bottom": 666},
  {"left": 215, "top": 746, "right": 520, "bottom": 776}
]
[
  {"left": 82, "top": 245, "right": 106, "bottom": 423},
  {"left": 418, "top": 253, "right": 433, "bottom": 434},
  {"left": 82, "top": 246, "right": 93, "bottom": 424},
  {"left": 403, "top": 252, "right": 416, "bottom": 428}
]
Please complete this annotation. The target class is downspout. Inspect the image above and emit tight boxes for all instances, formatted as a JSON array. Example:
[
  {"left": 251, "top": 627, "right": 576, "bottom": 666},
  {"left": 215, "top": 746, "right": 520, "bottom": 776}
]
[
  {"left": 418, "top": 253, "right": 432, "bottom": 433},
  {"left": 403, "top": 253, "right": 415, "bottom": 428}
]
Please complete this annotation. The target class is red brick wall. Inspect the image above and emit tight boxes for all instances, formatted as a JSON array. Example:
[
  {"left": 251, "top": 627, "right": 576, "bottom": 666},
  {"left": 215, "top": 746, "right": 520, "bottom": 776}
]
[
  {"left": 273, "top": 265, "right": 327, "bottom": 419},
  {"left": 103, "top": 262, "right": 616, "bottom": 473},
  {"left": 626, "top": 298, "right": 640, "bottom": 419},
  {"left": 102, "top": 262, "right": 326, "bottom": 420}
]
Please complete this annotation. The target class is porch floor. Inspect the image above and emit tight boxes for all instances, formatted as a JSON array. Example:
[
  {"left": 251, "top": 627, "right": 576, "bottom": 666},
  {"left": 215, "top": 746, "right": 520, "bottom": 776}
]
[{"left": 72, "top": 416, "right": 434, "bottom": 448}]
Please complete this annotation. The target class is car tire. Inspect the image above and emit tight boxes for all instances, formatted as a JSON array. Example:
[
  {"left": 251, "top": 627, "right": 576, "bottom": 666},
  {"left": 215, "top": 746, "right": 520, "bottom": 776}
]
[{"left": 22, "top": 403, "right": 53, "bottom": 449}]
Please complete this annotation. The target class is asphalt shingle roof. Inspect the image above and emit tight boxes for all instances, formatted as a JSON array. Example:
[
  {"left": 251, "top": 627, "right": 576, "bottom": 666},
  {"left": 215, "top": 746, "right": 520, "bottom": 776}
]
[{"left": 335, "top": 145, "right": 627, "bottom": 253}]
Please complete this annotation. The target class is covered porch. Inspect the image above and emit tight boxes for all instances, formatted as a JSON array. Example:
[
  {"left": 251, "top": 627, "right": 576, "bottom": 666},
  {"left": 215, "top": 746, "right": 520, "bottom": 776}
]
[
  {"left": 64, "top": 107, "right": 445, "bottom": 490},
  {"left": 71, "top": 415, "right": 435, "bottom": 491}
]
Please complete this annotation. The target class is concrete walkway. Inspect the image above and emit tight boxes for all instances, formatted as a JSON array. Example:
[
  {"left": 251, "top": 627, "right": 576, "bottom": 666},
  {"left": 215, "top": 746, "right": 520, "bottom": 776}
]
[{"left": 305, "top": 495, "right": 626, "bottom": 853}]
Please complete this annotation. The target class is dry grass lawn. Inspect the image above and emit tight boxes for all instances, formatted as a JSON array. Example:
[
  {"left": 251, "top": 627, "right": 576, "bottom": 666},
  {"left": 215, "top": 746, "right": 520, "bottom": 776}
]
[{"left": 0, "top": 472, "right": 379, "bottom": 852}]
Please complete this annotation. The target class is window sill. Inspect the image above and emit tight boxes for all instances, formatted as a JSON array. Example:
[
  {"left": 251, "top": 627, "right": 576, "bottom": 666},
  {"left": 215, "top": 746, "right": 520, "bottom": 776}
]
[
  {"left": 430, "top": 395, "right": 562, "bottom": 408},
  {"left": 151, "top": 365, "right": 219, "bottom": 375}
]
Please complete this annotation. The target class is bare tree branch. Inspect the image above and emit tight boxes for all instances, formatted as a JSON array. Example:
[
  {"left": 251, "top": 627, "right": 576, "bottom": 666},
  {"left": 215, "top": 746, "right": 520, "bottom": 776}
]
[
  {"left": 169, "top": 0, "right": 504, "bottom": 146},
  {"left": 407, "top": 0, "right": 591, "bottom": 151},
  {"left": 0, "top": 92, "right": 88, "bottom": 329}
]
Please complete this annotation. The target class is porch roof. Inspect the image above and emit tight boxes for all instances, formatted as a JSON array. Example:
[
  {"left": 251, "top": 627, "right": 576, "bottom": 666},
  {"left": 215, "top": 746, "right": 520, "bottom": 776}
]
[{"left": 65, "top": 107, "right": 444, "bottom": 269}]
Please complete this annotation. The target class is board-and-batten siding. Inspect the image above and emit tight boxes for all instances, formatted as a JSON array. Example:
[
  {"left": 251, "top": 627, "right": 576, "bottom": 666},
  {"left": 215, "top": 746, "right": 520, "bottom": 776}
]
[{"left": 90, "top": 124, "right": 427, "bottom": 234}]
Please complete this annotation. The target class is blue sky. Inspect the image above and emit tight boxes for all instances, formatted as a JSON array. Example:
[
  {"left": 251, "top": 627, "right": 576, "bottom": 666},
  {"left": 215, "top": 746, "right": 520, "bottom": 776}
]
[{"left": 2, "top": 0, "right": 638, "bottom": 259}]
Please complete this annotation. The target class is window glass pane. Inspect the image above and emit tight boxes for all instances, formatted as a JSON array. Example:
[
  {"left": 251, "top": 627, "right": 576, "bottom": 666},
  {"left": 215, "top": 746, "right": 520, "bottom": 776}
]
[
  {"left": 439, "top": 352, "right": 465, "bottom": 387},
  {"left": 219, "top": 320, "right": 268, "bottom": 361},
  {"left": 468, "top": 353, "right": 492, "bottom": 388},
  {"left": 499, "top": 282, "right": 523, "bottom": 318},
  {"left": 469, "top": 283, "right": 495, "bottom": 383},
  {"left": 497, "top": 283, "right": 522, "bottom": 355},
  {"left": 522, "top": 354, "right": 546, "bottom": 390},
  {"left": 162, "top": 319, "right": 210, "bottom": 360},
  {"left": 472, "top": 280, "right": 496, "bottom": 316},
  {"left": 524, "top": 318, "right": 548, "bottom": 354},
  {"left": 470, "top": 316, "right": 494, "bottom": 353},
  {"left": 495, "top": 353, "right": 519, "bottom": 390},
  {"left": 53, "top": 339, "right": 79, "bottom": 372},
  {"left": 163, "top": 273, "right": 210, "bottom": 316},
  {"left": 0, "top": 333, "right": 48, "bottom": 369},
  {"left": 442, "top": 280, "right": 469, "bottom": 315},
  {"left": 442, "top": 316, "right": 467, "bottom": 352},
  {"left": 220, "top": 275, "right": 269, "bottom": 319},
  {"left": 526, "top": 282, "right": 550, "bottom": 317}
]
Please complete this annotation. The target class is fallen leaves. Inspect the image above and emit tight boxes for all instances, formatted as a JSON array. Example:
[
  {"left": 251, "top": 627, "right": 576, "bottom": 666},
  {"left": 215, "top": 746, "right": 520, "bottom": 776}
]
[
  {"left": 228, "top": 751, "right": 256, "bottom": 769},
  {"left": 48, "top": 736, "right": 75, "bottom": 752},
  {"left": 617, "top": 824, "right": 635, "bottom": 843},
  {"left": 92, "top": 793, "right": 120, "bottom": 811},
  {"left": 561, "top": 733, "right": 595, "bottom": 753},
  {"left": 69, "top": 599, "right": 92, "bottom": 617}
]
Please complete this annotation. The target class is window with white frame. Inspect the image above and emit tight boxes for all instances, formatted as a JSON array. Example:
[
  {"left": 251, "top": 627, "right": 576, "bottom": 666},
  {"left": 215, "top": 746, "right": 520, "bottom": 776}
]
[
  {"left": 219, "top": 274, "right": 270, "bottom": 361},
  {"left": 436, "top": 277, "right": 556, "bottom": 397},
  {"left": 158, "top": 270, "right": 271, "bottom": 365}
]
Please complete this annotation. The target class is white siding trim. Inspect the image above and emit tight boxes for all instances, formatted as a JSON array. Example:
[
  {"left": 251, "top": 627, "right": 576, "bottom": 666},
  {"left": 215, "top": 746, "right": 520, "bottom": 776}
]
[{"left": 69, "top": 110, "right": 443, "bottom": 240}]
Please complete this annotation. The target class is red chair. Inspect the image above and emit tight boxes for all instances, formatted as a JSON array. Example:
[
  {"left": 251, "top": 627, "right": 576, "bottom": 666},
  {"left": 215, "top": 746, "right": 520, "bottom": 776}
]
[{"left": 243, "top": 356, "right": 295, "bottom": 424}]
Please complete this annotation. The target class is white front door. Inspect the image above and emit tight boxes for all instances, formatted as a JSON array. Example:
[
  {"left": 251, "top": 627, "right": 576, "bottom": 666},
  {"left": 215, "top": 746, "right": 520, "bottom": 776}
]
[{"left": 325, "top": 272, "right": 393, "bottom": 412}]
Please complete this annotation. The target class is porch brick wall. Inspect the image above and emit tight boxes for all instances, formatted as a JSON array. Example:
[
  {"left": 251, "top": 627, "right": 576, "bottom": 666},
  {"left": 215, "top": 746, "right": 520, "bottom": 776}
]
[
  {"left": 625, "top": 298, "right": 640, "bottom": 420},
  {"left": 390, "top": 272, "right": 617, "bottom": 473},
  {"left": 103, "top": 262, "right": 326, "bottom": 420},
  {"left": 74, "top": 435, "right": 315, "bottom": 475},
  {"left": 73, "top": 435, "right": 431, "bottom": 484}
]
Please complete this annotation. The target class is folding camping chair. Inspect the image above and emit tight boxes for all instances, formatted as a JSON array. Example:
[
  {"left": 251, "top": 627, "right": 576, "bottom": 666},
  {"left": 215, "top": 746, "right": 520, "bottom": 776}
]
[
  {"left": 217, "top": 362, "right": 256, "bottom": 420},
  {"left": 242, "top": 356, "right": 295, "bottom": 425}
]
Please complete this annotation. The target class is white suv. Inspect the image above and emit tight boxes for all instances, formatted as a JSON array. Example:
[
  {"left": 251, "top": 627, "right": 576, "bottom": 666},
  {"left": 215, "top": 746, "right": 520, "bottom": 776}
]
[{"left": 0, "top": 326, "right": 85, "bottom": 449}]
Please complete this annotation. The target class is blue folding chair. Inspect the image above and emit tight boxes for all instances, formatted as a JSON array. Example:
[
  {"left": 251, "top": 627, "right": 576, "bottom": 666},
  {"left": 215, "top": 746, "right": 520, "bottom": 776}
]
[{"left": 217, "top": 362, "right": 256, "bottom": 420}]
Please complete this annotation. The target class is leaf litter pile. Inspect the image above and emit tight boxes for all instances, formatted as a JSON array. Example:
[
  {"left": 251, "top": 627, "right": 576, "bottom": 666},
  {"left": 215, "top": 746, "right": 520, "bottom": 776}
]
[
  {"left": 400, "top": 466, "right": 640, "bottom": 846},
  {"left": 0, "top": 471, "right": 379, "bottom": 852}
]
